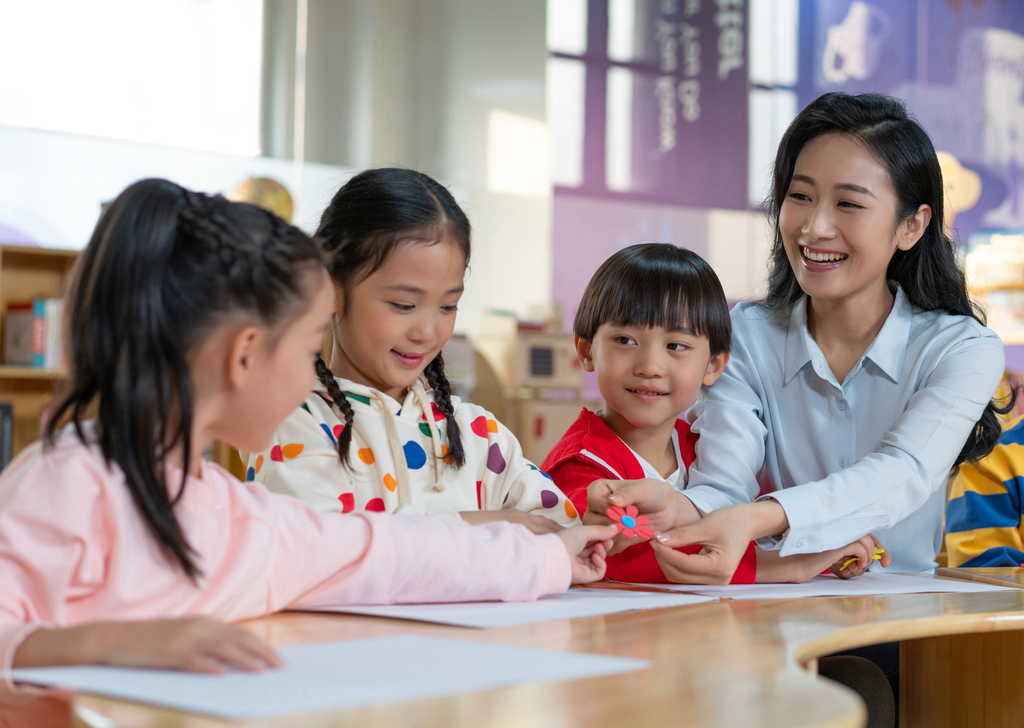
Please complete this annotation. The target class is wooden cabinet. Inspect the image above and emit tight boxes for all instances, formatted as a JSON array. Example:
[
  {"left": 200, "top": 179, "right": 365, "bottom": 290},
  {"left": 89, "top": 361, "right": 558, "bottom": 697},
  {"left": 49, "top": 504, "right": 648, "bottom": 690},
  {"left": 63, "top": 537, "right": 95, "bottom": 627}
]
[{"left": 0, "top": 244, "right": 77, "bottom": 457}]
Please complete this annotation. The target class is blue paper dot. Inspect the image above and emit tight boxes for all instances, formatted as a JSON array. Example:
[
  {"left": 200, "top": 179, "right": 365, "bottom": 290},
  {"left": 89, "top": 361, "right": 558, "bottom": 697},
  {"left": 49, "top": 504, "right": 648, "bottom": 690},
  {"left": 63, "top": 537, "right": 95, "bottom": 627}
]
[
  {"left": 403, "top": 440, "right": 427, "bottom": 470},
  {"left": 621, "top": 515, "right": 636, "bottom": 529}
]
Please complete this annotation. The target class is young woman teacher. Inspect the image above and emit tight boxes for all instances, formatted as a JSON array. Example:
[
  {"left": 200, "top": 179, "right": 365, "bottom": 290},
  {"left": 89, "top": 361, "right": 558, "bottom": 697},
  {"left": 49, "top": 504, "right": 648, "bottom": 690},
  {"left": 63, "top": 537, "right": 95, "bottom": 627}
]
[{"left": 590, "top": 92, "right": 1008, "bottom": 585}]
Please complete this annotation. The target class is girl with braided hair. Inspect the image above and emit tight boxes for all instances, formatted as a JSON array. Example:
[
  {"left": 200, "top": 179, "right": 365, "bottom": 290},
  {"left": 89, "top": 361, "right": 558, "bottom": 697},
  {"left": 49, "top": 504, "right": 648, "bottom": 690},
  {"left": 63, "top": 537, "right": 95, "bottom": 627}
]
[
  {"left": 0, "top": 178, "right": 615, "bottom": 673},
  {"left": 250, "top": 168, "right": 581, "bottom": 533}
]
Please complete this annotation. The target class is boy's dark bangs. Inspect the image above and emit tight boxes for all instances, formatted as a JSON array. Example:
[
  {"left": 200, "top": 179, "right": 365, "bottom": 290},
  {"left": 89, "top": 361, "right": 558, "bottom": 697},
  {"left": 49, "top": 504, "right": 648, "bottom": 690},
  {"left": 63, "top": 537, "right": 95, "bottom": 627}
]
[
  {"left": 603, "top": 270, "right": 701, "bottom": 336},
  {"left": 606, "top": 274, "right": 696, "bottom": 335},
  {"left": 575, "top": 244, "right": 731, "bottom": 355}
]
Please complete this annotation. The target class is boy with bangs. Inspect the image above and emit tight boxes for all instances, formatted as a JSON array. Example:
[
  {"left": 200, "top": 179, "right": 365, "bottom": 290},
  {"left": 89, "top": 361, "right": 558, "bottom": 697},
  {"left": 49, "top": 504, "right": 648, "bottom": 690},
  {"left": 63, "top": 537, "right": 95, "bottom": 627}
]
[{"left": 544, "top": 244, "right": 882, "bottom": 583}]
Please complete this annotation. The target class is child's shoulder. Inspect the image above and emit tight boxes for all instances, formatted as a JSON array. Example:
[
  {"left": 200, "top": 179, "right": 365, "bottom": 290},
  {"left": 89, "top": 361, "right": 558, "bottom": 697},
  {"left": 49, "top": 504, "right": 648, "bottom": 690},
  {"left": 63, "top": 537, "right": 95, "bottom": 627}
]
[
  {"left": 0, "top": 426, "right": 114, "bottom": 518},
  {"left": 542, "top": 409, "right": 626, "bottom": 473}
]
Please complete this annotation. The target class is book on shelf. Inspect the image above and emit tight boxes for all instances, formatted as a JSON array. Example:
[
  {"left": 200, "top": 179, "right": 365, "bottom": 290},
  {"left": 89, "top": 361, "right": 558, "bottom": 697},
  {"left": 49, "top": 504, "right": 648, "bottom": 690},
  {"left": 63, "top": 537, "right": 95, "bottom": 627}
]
[
  {"left": 4, "top": 298, "right": 66, "bottom": 370},
  {"left": 3, "top": 302, "right": 34, "bottom": 366},
  {"left": 0, "top": 403, "right": 12, "bottom": 472}
]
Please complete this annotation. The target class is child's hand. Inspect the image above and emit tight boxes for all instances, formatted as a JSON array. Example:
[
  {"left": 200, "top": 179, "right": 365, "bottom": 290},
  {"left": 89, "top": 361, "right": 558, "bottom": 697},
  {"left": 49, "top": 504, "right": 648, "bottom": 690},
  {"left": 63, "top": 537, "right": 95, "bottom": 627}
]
[
  {"left": 584, "top": 478, "right": 699, "bottom": 531},
  {"left": 14, "top": 617, "right": 284, "bottom": 673},
  {"left": 555, "top": 524, "right": 617, "bottom": 584},
  {"left": 459, "top": 510, "right": 564, "bottom": 534},
  {"left": 827, "top": 534, "right": 891, "bottom": 579}
]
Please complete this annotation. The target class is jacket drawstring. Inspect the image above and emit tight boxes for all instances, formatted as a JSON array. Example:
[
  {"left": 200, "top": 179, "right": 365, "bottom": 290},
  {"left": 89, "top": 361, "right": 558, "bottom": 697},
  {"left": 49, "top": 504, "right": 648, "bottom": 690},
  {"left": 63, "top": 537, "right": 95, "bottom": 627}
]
[
  {"left": 411, "top": 379, "right": 446, "bottom": 493},
  {"left": 366, "top": 391, "right": 414, "bottom": 506}
]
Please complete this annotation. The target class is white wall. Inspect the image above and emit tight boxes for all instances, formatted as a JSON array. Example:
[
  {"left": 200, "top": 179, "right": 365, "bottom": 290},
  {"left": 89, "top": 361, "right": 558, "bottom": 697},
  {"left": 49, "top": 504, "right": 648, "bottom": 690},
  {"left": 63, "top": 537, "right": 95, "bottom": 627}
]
[{"left": 0, "top": 125, "right": 352, "bottom": 249}]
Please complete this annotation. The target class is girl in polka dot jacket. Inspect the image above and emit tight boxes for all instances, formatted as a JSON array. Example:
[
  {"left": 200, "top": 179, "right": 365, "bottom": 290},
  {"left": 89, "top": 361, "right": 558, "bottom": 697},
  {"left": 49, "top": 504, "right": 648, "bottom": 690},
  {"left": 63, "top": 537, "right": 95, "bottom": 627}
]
[{"left": 250, "top": 169, "right": 580, "bottom": 534}]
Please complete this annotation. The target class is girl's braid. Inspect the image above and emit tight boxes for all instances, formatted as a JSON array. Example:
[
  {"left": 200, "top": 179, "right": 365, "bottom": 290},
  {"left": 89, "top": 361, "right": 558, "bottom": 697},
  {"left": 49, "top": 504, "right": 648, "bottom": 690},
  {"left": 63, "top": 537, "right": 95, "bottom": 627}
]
[
  {"left": 315, "top": 356, "right": 355, "bottom": 465},
  {"left": 424, "top": 354, "right": 465, "bottom": 468}
]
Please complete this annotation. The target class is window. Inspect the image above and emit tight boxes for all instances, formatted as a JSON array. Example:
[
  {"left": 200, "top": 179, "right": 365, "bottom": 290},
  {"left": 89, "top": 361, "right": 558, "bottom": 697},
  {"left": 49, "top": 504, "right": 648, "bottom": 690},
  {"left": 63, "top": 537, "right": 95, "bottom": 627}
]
[{"left": 0, "top": 0, "right": 263, "bottom": 156}]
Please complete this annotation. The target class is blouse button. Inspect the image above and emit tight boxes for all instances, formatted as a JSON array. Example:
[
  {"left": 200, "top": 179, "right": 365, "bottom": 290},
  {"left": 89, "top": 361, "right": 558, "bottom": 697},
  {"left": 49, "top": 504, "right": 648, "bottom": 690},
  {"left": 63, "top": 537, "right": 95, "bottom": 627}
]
[
  {"left": 839, "top": 457, "right": 848, "bottom": 467},
  {"left": 837, "top": 401, "right": 846, "bottom": 411}
]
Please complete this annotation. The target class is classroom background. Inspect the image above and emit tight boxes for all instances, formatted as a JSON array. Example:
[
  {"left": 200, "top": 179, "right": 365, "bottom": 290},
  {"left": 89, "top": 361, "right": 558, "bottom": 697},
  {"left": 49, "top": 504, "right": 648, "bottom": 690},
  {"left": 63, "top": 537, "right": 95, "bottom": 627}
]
[{"left": 1, "top": 0, "right": 1023, "bottom": 471}]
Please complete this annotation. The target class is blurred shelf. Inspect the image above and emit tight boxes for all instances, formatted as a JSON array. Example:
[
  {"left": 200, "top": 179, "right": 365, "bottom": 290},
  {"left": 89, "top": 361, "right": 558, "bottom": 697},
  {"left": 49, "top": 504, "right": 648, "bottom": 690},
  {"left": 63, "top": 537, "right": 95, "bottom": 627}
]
[
  {"left": 970, "top": 283, "right": 1024, "bottom": 295},
  {"left": 0, "top": 366, "right": 68, "bottom": 380}
]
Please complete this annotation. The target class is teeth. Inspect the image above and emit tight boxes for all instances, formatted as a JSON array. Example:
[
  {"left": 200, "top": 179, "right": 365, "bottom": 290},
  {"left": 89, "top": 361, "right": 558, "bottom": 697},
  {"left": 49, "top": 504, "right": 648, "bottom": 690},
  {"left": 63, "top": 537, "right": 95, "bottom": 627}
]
[{"left": 802, "top": 247, "right": 848, "bottom": 263}]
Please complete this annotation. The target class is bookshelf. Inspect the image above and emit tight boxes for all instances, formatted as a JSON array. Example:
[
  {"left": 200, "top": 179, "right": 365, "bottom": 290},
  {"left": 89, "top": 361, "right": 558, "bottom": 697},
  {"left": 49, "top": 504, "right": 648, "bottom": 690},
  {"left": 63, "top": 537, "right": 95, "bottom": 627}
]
[
  {"left": 0, "top": 244, "right": 78, "bottom": 456},
  {"left": 0, "top": 244, "right": 246, "bottom": 480}
]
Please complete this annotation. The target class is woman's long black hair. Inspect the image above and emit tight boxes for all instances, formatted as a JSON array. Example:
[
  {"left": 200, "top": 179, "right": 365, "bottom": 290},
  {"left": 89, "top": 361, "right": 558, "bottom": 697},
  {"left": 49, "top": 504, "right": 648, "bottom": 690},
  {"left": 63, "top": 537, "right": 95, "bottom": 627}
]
[
  {"left": 314, "top": 168, "right": 470, "bottom": 469},
  {"left": 764, "top": 92, "right": 1015, "bottom": 467},
  {"left": 45, "top": 178, "right": 326, "bottom": 579}
]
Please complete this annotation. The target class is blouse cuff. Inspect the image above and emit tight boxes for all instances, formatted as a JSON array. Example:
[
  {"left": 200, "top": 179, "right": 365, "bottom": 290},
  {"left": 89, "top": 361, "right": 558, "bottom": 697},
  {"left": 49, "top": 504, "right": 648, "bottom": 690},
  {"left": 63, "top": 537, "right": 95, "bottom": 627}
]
[
  {"left": 757, "top": 489, "right": 826, "bottom": 556},
  {"left": 681, "top": 485, "right": 739, "bottom": 516}
]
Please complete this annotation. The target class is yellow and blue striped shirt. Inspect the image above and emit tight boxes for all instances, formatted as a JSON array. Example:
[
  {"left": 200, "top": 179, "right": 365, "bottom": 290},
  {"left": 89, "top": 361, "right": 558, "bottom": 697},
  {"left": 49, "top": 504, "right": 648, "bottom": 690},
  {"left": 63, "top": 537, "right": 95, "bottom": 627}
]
[{"left": 946, "top": 416, "right": 1024, "bottom": 567}]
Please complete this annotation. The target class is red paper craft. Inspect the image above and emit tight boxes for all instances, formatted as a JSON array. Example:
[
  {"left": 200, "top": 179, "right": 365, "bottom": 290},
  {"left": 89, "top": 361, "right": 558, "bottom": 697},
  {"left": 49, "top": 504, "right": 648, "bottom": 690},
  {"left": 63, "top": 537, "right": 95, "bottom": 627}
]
[{"left": 606, "top": 504, "right": 656, "bottom": 540}]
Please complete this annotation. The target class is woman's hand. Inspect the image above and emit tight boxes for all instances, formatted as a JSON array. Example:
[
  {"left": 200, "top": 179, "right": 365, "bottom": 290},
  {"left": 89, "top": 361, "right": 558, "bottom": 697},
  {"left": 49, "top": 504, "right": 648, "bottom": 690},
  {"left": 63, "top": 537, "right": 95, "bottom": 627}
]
[
  {"left": 555, "top": 524, "right": 618, "bottom": 584},
  {"left": 459, "top": 509, "right": 564, "bottom": 535},
  {"left": 14, "top": 617, "right": 283, "bottom": 674},
  {"left": 651, "top": 500, "right": 790, "bottom": 585}
]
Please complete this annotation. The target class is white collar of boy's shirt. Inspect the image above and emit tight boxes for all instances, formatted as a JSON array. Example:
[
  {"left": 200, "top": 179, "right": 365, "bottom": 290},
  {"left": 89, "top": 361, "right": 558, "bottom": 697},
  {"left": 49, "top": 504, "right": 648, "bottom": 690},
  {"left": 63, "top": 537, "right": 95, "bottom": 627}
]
[
  {"left": 619, "top": 428, "right": 685, "bottom": 488},
  {"left": 782, "top": 285, "right": 913, "bottom": 387}
]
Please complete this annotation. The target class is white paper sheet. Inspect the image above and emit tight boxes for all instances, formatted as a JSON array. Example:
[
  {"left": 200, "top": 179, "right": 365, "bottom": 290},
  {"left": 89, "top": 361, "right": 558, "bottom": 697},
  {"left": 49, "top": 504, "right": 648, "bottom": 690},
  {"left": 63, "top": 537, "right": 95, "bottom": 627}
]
[
  {"left": 619, "top": 572, "right": 1018, "bottom": 599},
  {"left": 310, "top": 587, "right": 715, "bottom": 628},
  {"left": 7, "top": 635, "right": 650, "bottom": 720}
]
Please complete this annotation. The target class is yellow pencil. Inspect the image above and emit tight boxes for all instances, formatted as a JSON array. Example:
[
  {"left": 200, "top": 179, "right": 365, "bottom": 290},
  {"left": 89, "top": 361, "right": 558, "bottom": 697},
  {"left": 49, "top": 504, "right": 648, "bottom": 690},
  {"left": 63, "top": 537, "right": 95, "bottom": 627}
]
[{"left": 841, "top": 554, "right": 882, "bottom": 571}]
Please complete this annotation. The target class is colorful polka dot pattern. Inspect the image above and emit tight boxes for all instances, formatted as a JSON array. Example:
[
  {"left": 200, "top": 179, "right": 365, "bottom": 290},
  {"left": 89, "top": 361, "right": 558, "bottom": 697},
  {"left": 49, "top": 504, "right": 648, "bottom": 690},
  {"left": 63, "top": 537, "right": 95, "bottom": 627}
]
[
  {"left": 486, "top": 443, "right": 506, "bottom": 474},
  {"left": 245, "top": 455, "right": 266, "bottom": 482},
  {"left": 338, "top": 492, "right": 355, "bottom": 513},
  {"left": 270, "top": 444, "right": 304, "bottom": 462},
  {"left": 365, "top": 498, "right": 386, "bottom": 512},
  {"left": 564, "top": 500, "right": 577, "bottom": 519},
  {"left": 470, "top": 416, "right": 498, "bottom": 438},
  {"left": 540, "top": 490, "right": 559, "bottom": 509},
  {"left": 358, "top": 448, "right": 375, "bottom": 464},
  {"left": 423, "top": 402, "right": 445, "bottom": 422},
  {"left": 383, "top": 474, "right": 397, "bottom": 492},
  {"left": 403, "top": 441, "right": 426, "bottom": 470}
]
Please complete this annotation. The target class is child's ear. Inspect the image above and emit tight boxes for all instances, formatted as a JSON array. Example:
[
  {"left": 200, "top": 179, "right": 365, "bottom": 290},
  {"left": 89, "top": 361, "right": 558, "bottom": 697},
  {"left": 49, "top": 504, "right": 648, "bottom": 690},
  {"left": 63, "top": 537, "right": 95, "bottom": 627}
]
[
  {"left": 574, "top": 334, "right": 595, "bottom": 373},
  {"left": 333, "top": 282, "right": 347, "bottom": 317},
  {"left": 227, "top": 325, "right": 263, "bottom": 389},
  {"left": 702, "top": 350, "right": 730, "bottom": 386}
]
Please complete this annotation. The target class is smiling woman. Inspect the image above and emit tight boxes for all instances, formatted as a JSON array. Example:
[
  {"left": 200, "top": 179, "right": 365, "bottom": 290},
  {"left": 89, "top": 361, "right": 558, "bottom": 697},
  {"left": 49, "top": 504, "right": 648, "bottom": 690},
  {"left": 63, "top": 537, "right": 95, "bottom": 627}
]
[{"left": 599, "top": 92, "right": 1013, "bottom": 580}]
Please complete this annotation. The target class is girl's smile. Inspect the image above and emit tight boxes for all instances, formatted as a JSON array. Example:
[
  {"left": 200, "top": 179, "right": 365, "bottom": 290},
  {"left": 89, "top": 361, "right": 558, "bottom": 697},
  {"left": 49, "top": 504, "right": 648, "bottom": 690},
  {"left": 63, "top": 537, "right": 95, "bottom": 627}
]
[{"left": 330, "top": 237, "right": 466, "bottom": 401}]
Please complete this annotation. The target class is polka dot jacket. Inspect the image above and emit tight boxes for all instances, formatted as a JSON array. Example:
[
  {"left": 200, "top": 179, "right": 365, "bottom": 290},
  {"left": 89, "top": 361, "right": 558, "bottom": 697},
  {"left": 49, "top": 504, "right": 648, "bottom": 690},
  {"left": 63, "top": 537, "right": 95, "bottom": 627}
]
[{"left": 248, "top": 376, "right": 581, "bottom": 526}]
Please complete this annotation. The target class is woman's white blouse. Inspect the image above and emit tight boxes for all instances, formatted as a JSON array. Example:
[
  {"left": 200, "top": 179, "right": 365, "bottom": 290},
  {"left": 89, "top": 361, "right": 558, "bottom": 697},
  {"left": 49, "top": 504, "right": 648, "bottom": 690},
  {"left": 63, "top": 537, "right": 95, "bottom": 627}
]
[{"left": 683, "top": 287, "right": 1005, "bottom": 572}]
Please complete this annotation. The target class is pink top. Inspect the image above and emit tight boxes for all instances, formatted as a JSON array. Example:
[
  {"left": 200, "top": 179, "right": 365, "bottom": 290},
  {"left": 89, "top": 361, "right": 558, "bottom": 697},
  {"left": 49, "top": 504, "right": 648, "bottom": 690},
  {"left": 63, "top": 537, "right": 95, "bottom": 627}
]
[{"left": 0, "top": 428, "right": 571, "bottom": 670}]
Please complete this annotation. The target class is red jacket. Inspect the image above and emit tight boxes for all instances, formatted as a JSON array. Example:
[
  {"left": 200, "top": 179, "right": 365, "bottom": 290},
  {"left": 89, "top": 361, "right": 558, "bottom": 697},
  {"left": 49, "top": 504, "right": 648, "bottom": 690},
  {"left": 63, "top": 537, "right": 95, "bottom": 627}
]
[{"left": 542, "top": 409, "right": 756, "bottom": 584}]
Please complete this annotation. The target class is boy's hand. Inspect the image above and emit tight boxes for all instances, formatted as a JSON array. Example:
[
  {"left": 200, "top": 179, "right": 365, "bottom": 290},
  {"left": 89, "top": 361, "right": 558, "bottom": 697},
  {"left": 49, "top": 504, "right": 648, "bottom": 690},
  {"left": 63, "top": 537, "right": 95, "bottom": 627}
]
[
  {"left": 14, "top": 617, "right": 283, "bottom": 674},
  {"left": 555, "top": 524, "right": 617, "bottom": 584},
  {"left": 584, "top": 478, "right": 699, "bottom": 531},
  {"left": 585, "top": 479, "right": 701, "bottom": 555},
  {"left": 753, "top": 534, "right": 892, "bottom": 584},
  {"left": 459, "top": 509, "right": 564, "bottom": 535},
  {"left": 827, "top": 534, "right": 891, "bottom": 578}
]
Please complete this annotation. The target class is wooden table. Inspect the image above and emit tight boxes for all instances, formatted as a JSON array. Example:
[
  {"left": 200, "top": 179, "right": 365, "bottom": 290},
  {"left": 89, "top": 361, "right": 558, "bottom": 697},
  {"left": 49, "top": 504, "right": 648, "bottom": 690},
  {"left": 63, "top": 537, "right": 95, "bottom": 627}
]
[{"left": 12, "top": 576, "right": 1024, "bottom": 728}]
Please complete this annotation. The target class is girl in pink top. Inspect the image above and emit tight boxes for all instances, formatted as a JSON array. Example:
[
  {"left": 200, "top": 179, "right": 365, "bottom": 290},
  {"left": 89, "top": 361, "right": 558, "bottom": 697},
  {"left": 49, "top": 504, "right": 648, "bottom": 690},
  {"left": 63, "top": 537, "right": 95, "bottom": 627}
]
[{"left": 0, "top": 179, "right": 615, "bottom": 674}]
